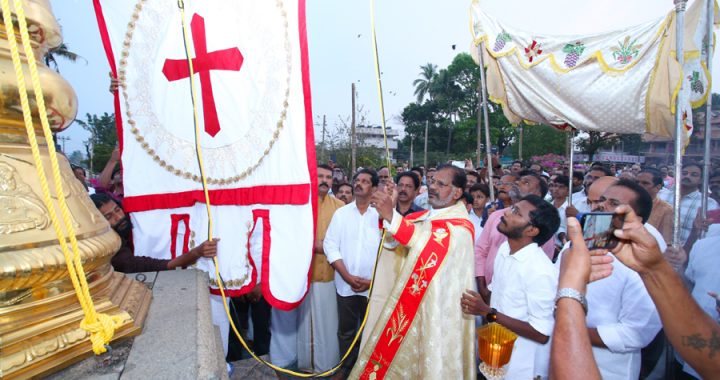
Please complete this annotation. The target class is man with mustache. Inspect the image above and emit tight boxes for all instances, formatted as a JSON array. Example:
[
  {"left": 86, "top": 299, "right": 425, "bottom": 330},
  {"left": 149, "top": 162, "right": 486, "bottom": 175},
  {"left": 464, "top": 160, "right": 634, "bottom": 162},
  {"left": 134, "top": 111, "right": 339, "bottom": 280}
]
[
  {"left": 336, "top": 182, "right": 353, "bottom": 205},
  {"left": 352, "top": 164, "right": 476, "bottom": 378},
  {"left": 462, "top": 195, "right": 560, "bottom": 379},
  {"left": 295, "top": 164, "right": 346, "bottom": 372},
  {"left": 90, "top": 193, "right": 218, "bottom": 273},
  {"left": 658, "top": 162, "right": 719, "bottom": 246},
  {"left": 474, "top": 170, "right": 554, "bottom": 302},
  {"left": 323, "top": 168, "right": 382, "bottom": 377},
  {"left": 395, "top": 171, "right": 422, "bottom": 216}
]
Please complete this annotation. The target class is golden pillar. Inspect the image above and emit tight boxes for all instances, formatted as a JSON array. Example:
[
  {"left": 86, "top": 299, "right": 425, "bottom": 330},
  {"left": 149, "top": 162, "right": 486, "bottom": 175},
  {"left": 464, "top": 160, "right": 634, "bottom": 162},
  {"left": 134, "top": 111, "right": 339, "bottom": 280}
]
[{"left": 0, "top": 1, "right": 151, "bottom": 378}]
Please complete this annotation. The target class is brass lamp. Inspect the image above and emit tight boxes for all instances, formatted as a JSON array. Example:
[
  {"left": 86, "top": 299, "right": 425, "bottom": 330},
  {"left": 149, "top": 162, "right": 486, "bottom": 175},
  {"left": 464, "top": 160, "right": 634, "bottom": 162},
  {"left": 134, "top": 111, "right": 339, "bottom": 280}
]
[
  {"left": 0, "top": 1, "right": 151, "bottom": 378},
  {"left": 477, "top": 322, "right": 518, "bottom": 380}
]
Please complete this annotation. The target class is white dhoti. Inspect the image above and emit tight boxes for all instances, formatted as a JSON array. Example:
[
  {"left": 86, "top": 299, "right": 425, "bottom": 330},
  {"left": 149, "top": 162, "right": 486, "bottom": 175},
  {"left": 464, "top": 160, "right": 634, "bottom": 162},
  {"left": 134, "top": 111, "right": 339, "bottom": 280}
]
[
  {"left": 210, "top": 294, "right": 230, "bottom": 356},
  {"left": 297, "top": 281, "right": 340, "bottom": 372}
]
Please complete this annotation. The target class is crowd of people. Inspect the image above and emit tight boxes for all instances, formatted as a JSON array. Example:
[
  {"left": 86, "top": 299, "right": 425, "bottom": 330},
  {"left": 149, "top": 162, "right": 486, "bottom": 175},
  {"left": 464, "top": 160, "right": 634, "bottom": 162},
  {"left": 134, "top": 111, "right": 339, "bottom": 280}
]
[{"left": 69, "top": 151, "right": 720, "bottom": 379}]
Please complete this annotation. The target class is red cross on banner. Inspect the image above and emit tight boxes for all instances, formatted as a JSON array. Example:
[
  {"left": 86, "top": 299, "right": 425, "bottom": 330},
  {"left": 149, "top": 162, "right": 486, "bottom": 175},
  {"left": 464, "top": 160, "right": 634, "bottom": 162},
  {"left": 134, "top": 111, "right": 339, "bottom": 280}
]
[{"left": 162, "top": 13, "right": 244, "bottom": 137}]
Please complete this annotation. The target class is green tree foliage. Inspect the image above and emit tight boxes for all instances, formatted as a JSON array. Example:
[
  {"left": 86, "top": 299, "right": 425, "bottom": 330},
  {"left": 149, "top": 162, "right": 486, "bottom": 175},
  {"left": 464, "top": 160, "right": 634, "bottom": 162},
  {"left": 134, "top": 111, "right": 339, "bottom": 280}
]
[
  {"left": 75, "top": 113, "right": 118, "bottom": 173},
  {"left": 400, "top": 53, "right": 542, "bottom": 164},
  {"left": 576, "top": 131, "right": 621, "bottom": 161},
  {"left": 509, "top": 124, "right": 568, "bottom": 159}
]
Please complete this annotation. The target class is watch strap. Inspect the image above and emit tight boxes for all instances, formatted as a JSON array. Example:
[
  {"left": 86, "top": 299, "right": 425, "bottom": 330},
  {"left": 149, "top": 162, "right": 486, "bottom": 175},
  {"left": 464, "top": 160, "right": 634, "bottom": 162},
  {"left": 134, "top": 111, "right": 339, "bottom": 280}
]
[{"left": 554, "top": 287, "right": 588, "bottom": 315}]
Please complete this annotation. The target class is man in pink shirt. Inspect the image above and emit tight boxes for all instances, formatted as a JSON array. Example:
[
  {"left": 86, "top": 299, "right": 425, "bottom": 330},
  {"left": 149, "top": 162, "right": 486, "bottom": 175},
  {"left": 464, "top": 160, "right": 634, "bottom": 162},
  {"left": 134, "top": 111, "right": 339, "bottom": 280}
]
[{"left": 475, "top": 170, "right": 554, "bottom": 301}]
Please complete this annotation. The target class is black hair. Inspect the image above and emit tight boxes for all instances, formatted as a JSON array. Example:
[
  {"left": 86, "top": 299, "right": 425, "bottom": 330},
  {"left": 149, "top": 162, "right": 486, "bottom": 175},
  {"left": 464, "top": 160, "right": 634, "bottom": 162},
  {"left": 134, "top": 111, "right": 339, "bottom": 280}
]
[
  {"left": 512, "top": 160, "right": 523, "bottom": 166},
  {"left": 317, "top": 164, "right": 333, "bottom": 172},
  {"left": 612, "top": 179, "right": 653, "bottom": 223},
  {"left": 519, "top": 170, "right": 549, "bottom": 198},
  {"left": 71, "top": 165, "right": 86, "bottom": 176},
  {"left": 588, "top": 166, "right": 612, "bottom": 177},
  {"left": 572, "top": 170, "right": 585, "bottom": 182},
  {"left": 469, "top": 183, "right": 490, "bottom": 198},
  {"left": 466, "top": 171, "right": 480, "bottom": 181},
  {"left": 522, "top": 194, "right": 560, "bottom": 245},
  {"left": 353, "top": 168, "right": 379, "bottom": 187},
  {"left": 90, "top": 193, "right": 114, "bottom": 210},
  {"left": 338, "top": 182, "right": 353, "bottom": 192},
  {"left": 682, "top": 162, "right": 703, "bottom": 175},
  {"left": 553, "top": 175, "right": 570, "bottom": 187},
  {"left": 396, "top": 171, "right": 420, "bottom": 189},
  {"left": 462, "top": 191, "right": 474, "bottom": 204},
  {"left": 639, "top": 167, "right": 663, "bottom": 187},
  {"left": 410, "top": 166, "right": 424, "bottom": 174},
  {"left": 436, "top": 164, "right": 467, "bottom": 190}
]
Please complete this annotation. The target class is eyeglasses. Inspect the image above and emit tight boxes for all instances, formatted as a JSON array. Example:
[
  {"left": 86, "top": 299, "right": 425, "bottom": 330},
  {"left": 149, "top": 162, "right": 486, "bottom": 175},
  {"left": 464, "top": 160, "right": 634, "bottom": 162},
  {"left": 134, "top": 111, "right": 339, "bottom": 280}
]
[{"left": 508, "top": 205, "right": 534, "bottom": 227}]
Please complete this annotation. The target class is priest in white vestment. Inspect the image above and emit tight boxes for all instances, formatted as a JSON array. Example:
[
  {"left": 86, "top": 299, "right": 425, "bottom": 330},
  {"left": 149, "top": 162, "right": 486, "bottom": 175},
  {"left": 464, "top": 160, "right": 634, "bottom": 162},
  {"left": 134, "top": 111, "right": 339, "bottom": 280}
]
[{"left": 350, "top": 164, "right": 476, "bottom": 379}]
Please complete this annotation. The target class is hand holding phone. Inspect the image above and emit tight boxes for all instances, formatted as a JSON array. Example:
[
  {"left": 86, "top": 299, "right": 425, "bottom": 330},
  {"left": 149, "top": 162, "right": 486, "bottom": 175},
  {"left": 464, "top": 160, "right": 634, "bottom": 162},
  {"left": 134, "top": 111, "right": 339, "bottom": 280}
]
[{"left": 580, "top": 212, "right": 626, "bottom": 250}]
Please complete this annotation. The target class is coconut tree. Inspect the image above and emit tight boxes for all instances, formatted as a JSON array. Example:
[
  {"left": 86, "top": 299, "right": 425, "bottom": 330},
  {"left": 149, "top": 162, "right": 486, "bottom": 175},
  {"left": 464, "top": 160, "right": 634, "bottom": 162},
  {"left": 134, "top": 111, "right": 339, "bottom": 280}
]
[
  {"left": 43, "top": 43, "right": 85, "bottom": 72},
  {"left": 412, "top": 63, "right": 437, "bottom": 104}
]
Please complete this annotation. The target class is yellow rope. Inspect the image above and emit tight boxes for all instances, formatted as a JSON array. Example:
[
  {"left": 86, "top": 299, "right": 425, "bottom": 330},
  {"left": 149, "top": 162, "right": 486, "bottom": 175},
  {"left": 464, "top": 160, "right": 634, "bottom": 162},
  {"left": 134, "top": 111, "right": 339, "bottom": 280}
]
[
  {"left": 174, "top": 1, "right": 389, "bottom": 376},
  {"left": 1, "top": 0, "right": 122, "bottom": 355},
  {"left": 370, "top": 0, "right": 392, "bottom": 171}
]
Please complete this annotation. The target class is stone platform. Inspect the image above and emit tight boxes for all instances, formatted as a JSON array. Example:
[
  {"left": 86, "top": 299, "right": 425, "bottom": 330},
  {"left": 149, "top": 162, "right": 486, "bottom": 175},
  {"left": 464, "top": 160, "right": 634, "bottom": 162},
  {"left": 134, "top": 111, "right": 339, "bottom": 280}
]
[{"left": 49, "top": 269, "right": 228, "bottom": 380}]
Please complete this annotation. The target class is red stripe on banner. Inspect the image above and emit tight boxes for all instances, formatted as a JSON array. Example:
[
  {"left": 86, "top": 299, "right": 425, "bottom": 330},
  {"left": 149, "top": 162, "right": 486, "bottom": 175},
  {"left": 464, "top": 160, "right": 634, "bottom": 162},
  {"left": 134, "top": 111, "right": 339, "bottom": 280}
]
[
  {"left": 260, "top": 0, "right": 314, "bottom": 311},
  {"left": 92, "top": 0, "right": 124, "bottom": 154},
  {"left": 122, "top": 184, "right": 310, "bottom": 212},
  {"left": 299, "top": 0, "right": 317, "bottom": 300}
]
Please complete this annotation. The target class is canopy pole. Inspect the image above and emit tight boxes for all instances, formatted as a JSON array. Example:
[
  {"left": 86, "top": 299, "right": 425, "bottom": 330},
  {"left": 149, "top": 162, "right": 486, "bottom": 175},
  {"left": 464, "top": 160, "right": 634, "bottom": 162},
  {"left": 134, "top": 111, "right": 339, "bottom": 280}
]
[
  {"left": 478, "top": 42, "right": 496, "bottom": 203},
  {"left": 672, "top": 0, "right": 688, "bottom": 249},
  {"left": 568, "top": 130, "right": 575, "bottom": 205},
  {"left": 700, "top": 0, "right": 714, "bottom": 239}
]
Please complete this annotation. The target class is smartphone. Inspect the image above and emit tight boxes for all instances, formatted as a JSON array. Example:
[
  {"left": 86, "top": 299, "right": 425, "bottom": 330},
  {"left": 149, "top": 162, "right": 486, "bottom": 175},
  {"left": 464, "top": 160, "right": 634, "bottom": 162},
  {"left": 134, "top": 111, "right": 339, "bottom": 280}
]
[{"left": 579, "top": 212, "right": 625, "bottom": 250}]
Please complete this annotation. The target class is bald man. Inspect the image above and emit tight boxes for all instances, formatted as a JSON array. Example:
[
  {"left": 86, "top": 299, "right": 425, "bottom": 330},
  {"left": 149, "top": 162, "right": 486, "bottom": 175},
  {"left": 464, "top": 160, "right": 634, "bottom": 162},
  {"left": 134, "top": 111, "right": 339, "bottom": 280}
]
[{"left": 558, "top": 176, "right": 665, "bottom": 379}]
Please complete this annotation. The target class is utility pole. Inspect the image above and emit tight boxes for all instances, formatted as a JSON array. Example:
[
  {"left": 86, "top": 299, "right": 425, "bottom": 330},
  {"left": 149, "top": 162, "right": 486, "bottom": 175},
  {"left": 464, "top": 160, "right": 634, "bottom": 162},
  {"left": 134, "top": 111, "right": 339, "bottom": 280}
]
[
  {"left": 351, "top": 83, "right": 357, "bottom": 174},
  {"left": 57, "top": 136, "right": 70, "bottom": 152},
  {"left": 321, "top": 114, "right": 326, "bottom": 162},
  {"left": 409, "top": 135, "right": 414, "bottom": 167},
  {"left": 424, "top": 120, "right": 428, "bottom": 169}
]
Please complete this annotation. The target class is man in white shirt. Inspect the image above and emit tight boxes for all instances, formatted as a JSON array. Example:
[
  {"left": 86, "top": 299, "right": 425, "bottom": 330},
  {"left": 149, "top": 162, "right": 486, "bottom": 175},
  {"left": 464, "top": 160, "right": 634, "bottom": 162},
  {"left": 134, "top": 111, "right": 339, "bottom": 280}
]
[
  {"left": 324, "top": 168, "right": 382, "bottom": 376},
  {"left": 658, "top": 162, "right": 719, "bottom": 245},
  {"left": 462, "top": 194, "right": 560, "bottom": 379},
  {"left": 583, "top": 179, "right": 663, "bottom": 379},
  {"left": 568, "top": 166, "right": 612, "bottom": 215}
]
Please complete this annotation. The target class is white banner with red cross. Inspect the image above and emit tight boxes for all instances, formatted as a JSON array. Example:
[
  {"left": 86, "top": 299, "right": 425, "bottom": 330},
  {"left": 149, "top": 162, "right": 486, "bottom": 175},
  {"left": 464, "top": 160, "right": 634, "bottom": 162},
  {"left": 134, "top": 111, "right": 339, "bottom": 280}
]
[{"left": 93, "top": 0, "right": 317, "bottom": 309}]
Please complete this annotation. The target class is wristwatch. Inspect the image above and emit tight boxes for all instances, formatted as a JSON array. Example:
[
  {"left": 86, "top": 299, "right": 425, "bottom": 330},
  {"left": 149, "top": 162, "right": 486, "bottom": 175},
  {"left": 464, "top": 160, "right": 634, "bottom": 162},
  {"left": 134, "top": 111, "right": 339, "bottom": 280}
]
[
  {"left": 554, "top": 288, "right": 588, "bottom": 315},
  {"left": 486, "top": 308, "right": 498, "bottom": 323}
]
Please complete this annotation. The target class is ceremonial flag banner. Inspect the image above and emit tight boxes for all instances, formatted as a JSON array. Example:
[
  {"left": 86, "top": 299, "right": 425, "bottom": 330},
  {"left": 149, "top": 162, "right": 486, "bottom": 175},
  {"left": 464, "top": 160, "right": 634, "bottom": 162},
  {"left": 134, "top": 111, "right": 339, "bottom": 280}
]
[
  {"left": 470, "top": 0, "right": 718, "bottom": 143},
  {"left": 93, "top": 0, "right": 316, "bottom": 309}
]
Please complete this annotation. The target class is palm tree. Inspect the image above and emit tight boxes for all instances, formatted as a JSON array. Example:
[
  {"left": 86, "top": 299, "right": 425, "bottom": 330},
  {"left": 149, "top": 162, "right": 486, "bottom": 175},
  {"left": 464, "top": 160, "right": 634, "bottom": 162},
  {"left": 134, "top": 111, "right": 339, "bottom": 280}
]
[
  {"left": 412, "top": 63, "right": 437, "bottom": 103},
  {"left": 44, "top": 43, "right": 85, "bottom": 72}
]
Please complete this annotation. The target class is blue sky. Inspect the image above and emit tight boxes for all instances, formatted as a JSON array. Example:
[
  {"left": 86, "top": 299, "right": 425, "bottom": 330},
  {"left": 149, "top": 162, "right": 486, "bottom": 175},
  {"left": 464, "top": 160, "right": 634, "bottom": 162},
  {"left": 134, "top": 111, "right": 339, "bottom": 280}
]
[{"left": 52, "top": 0, "right": 719, "bottom": 158}]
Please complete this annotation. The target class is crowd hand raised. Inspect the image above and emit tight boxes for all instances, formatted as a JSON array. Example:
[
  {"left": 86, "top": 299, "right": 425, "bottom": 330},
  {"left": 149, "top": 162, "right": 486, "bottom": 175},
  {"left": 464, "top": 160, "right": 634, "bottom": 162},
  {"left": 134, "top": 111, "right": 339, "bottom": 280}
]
[
  {"left": 559, "top": 217, "right": 614, "bottom": 292},
  {"left": 664, "top": 246, "right": 687, "bottom": 272},
  {"left": 108, "top": 72, "right": 119, "bottom": 93},
  {"left": 464, "top": 158, "right": 475, "bottom": 171},
  {"left": 610, "top": 205, "right": 664, "bottom": 275},
  {"left": 461, "top": 290, "right": 490, "bottom": 316}
]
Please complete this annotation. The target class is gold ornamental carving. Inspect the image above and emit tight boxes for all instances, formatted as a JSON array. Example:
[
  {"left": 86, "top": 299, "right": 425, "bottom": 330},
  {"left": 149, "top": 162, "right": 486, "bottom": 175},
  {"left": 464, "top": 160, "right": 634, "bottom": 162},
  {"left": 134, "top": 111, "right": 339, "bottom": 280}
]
[{"left": 0, "top": 1, "right": 152, "bottom": 378}]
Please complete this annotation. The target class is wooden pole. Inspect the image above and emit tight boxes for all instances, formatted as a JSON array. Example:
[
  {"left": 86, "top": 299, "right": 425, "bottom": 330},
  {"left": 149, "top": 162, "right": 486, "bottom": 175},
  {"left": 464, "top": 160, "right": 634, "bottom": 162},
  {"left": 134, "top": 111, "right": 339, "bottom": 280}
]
[{"left": 478, "top": 43, "right": 496, "bottom": 202}]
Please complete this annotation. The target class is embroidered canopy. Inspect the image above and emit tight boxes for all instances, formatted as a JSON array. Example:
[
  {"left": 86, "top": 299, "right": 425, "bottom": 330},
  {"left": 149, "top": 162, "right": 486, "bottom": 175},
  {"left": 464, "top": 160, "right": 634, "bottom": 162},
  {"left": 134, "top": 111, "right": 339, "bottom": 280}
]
[{"left": 470, "top": 0, "right": 718, "bottom": 143}]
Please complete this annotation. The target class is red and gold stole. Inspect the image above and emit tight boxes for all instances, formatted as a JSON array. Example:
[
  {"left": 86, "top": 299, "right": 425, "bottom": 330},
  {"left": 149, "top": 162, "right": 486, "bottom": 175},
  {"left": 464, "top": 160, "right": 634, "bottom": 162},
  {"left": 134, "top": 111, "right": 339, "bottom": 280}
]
[{"left": 359, "top": 216, "right": 474, "bottom": 379}]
